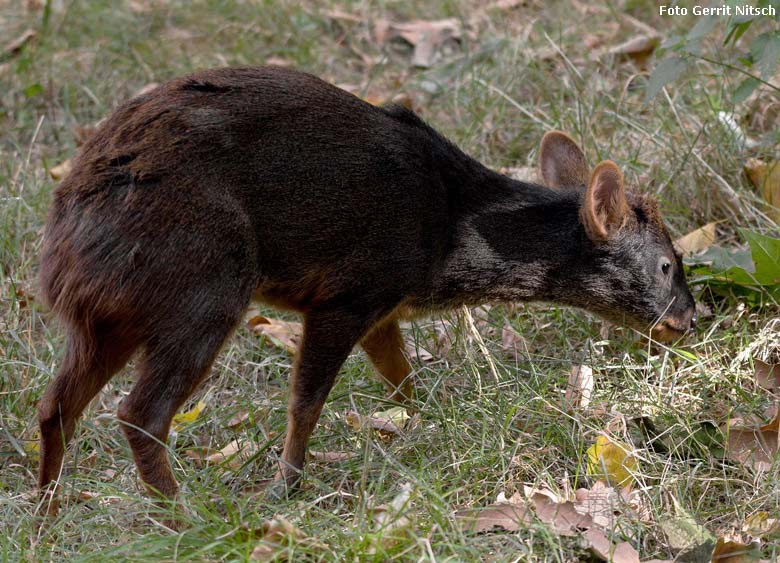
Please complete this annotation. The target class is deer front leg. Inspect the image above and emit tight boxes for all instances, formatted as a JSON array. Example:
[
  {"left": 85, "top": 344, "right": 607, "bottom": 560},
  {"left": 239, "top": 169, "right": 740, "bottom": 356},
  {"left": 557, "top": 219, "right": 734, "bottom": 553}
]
[{"left": 270, "top": 307, "right": 379, "bottom": 497}]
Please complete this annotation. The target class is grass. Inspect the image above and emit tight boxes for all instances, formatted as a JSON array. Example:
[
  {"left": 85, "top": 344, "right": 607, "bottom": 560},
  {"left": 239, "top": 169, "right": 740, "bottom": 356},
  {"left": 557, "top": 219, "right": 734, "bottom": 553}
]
[{"left": 1, "top": 0, "right": 779, "bottom": 561}]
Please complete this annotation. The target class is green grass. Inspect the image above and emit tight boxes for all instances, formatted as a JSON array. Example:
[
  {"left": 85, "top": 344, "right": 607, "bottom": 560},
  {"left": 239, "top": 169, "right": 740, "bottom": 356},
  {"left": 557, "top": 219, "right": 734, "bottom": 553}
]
[{"left": 1, "top": 1, "right": 779, "bottom": 561}]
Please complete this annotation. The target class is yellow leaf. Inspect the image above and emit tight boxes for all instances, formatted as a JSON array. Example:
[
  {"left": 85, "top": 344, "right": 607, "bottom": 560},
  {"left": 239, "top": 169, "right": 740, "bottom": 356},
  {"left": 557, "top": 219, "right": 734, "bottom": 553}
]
[
  {"left": 745, "top": 158, "right": 780, "bottom": 220},
  {"left": 375, "top": 406, "right": 410, "bottom": 428},
  {"left": 674, "top": 222, "right": 718, "bottom": 255},
  {"left": 24, "top": 432, "right": 40, "bottom": 461},
  {"left": 586, "top": 435, "right": 638, "bottom": 487},
  {"left": 172, "top": 400, "right": 205, "bottom": 429}
]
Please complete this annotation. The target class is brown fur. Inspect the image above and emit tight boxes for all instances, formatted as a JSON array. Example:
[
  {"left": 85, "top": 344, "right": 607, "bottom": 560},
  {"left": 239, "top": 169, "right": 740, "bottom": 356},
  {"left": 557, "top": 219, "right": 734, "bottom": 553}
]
[{"left": 36, "top": 67, "right": 696, "bottom": 520}]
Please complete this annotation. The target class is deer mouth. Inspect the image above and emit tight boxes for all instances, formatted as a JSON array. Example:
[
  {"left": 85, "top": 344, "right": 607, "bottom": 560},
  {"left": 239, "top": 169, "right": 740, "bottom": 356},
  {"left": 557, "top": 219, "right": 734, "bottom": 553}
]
[{"left": 650, "top": 320, "right": 688, "bottom": 343}]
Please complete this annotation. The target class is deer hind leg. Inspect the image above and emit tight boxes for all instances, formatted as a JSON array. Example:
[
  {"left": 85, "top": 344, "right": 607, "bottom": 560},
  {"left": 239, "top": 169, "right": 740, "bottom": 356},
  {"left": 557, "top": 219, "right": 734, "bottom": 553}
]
[
  {"left": 38, "top": 322, "right": 140, "bottom": 514},
  {"left": 117, "top": 305, "right": 245, "bottom": 504},
  {"left": 360, "top": 317, "right": 413, "bottom": 403}
]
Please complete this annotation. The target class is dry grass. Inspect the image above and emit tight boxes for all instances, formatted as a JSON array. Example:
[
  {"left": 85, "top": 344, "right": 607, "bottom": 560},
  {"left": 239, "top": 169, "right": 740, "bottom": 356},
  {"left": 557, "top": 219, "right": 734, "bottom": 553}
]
[{"left": 1, "top": 1, "right": 779, "bottom": 561}]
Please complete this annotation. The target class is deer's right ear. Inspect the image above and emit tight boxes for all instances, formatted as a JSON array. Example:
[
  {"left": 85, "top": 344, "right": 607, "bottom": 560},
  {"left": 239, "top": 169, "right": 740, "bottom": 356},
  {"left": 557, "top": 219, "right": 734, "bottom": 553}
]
[{"left": 539, "top": 131, "right": 589, "bottom": 189}]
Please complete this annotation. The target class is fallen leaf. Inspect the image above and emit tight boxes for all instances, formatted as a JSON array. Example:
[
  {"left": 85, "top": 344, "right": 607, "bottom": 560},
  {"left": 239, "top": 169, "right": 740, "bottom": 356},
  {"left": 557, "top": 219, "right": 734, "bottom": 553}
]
[
  {"left": 250, "top": 516, "right": 307, "bottom": 561},
  {"left": 23, "top": 432, "right": 39, "bottom": 461},
  {"left": 743, "top": 511, "right": 780, "bottom": 539},
  {"left": 528, "top": 492, "right": 593, "bottom": 536},
  {"left": 499, "top": 166, "right": 539, "bottom": 183},
  {"left": 726, "top": 411, "right": 780, "bottom": 472},
  {"left": 309, "top": 450, "right": 355, "bottom": 462},
  {"left": 369, "top": 483, "right": 415, "bottom": 550},
  {"left": 500, "top": 324, "right": 527, "bottom": 358},
  {"left": 172, "top": 400, "right": 205, "bottom": 430},
  {"left": 456, "top": 502, "right": 533, "bottom": 533},
  {"left": 207, "top": 439, "right": 258, "bottom": 470},
  {"left": 674, "top": 222, "right": 719, "bottom": 255},
  {"left": 574, "top": 480, "right": 626, "bottom": 529},
  {"left": 584, "top": 528, "right": 641, "bottom": 563},
  {"left": 265, "top": 56, "right": 292, "bottom": 67},
  {"left": 659, "top": 502, "right": 715, "bottom": 556},
  {"left": 375, "top": 19, "right": 462, "bottom": 68},
  {"left": 754, "top": 359, "right": 780, "bottom": 394},
  {"left": 2, "top": 29, "right": 36, "bottom": 58},
  {"left": 322, "top": 8, "right": 362, "bottom": 23},
  {"left": 228, "top": 410, "right": 251, "bottom": 429},
  {"left": 745, "top": 158, "right": 780, "bottom": 221},
  {"left": 711, "top": 537, "right": 762, "bottom": 562},
  {"left": 49, "top": 159, "right": 72, "bottom": 180},
  {"left": 608, "top": 33, "right": 660, "bottom": 65},
  {"left": 345, "top": 410, "right": 404, "bottom": 438},
  {"left": 248, "top": 315, "right": 302, "bottom": 355},
  {"left": 565, "top": 364, "right": 594, "bottom": 410},
  {"left": 586, "top": 435, "right": 639, "bottom": 487},
  {"left": 132, "top": 82, "right": 159, "bottom": 98}
]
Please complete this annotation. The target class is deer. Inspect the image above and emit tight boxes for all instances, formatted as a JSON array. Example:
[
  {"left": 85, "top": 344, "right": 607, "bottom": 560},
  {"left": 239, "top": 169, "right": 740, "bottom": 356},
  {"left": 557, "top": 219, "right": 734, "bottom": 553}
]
[{"left": 37, "top": 66, "right": 696, "bottom": 522}]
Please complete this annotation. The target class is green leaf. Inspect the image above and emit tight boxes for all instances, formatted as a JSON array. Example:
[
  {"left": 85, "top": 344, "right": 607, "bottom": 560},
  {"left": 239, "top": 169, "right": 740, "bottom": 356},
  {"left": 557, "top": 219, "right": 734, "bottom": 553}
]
[
  {"left": 24, "top": 83, "right": 43, "bottom": 98},
  {"left": 684, "top": 245, "right": 754, "bottom": 272},
  {"left": 645, "top": 57, "right": 688, "bottom": 101},
  {"left": 734, "top": 76, "right": 761, "bottom": 103},
  {"left": 724, "top": 19, "right": 753, "bottom": 45},
  {"left": 741, "top": 229, "right": 780, "bottom": 284},
  {"left": 757, "top": 32, "right": 780, "bottom": 78},
  {"left": 688, "top": 16, "right": 719, "bottom": 41}
]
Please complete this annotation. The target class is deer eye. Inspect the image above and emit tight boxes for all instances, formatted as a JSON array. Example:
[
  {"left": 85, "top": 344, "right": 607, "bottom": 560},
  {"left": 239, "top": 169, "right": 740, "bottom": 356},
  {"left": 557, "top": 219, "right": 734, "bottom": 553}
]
[{"left": 661, "top": 260, "right": 671, "bottom": 275}]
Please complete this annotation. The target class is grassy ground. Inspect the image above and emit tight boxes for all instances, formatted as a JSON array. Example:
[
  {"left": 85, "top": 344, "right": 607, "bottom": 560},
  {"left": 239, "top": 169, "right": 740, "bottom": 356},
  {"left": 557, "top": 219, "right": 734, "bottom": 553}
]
[{"left": 1, "top": 1, "right": 779, "bottom": 561}]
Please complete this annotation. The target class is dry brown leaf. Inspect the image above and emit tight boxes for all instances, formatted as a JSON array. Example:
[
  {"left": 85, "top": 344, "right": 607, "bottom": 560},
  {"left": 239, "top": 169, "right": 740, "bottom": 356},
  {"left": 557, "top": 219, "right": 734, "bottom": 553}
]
[
  {"left": 248, "top": 315, "right": 302, "bottom": 355},
  {"left": 674, "top": 222, "right": 718, "bottom": 255},
  {"left": 528, "top": 492, "right": 593, "bottom": 536},
  {"left": 132, "top": 82, "right": 159, "bottom": 99},
  {"left": 584, "top": 528, "right": 641, "bottom": 563},
  {"left": 499, "top": 166, "right": 540, "bottom": 183},
  {"left": 369, "top": 483, "right": 414, "bottom": 551},
  {"left": 375, "top": 18, "right": 462, "bottom": 68},
  {"left": 726, "top": 412, "right": 780, "bottom": 472},
  {"left": 745, "top": 158, "right": 780, "bottom": 220},
  {"left": 574, "top": 481, "right": 626, "bottom": 529},
  {"left": 309, "top": 450, "right": 355, "bottom": 462},
  {"left": 322, "top": 8, "right": 362, "bottom": 23},
  {"left": 76, "top": 490, "right": 122, "bottom": 506},
  {"left": 182, "top": 446, "right": 210, "bottom": 465},
  {"left": 711, "top": 537, "right": 762, "bottom": 562},
  {"left": 565, "top": 364, "right": 594, "bottom": 410},
  {"left": 743, "top": 511, "right": 780, "bottom": 539},
  {"left": 456, "top": 502, "right": 533, "bottom": 533},
  {"left": 3, "top": 29, "right": 36, "bottom": 58},
  {"left": 250, "top": 516, "right": 307, "bottom": 561},
  {"left": 487, "top": 0, "right": 528, "bottom": 10},
  {"left": 228, "top": 410, "right": 251, "bottom": 429},
  {"left": 49, "top": 159, "right": 72, "bottom": 180},
  {"left": 265, "top": 56, "right": 293, "bottom": 67},
  {"left": 608, "top": 34, "right": 659, "bottom": 64},
  {"left": 500, "top": 324, "right": 527, "bottom": 357},
  {"left": 754, "top": 359, "right": 780, "bottom": 394},
  {"left": 207, "top": 439, "right": 258, "bottom": 470}
]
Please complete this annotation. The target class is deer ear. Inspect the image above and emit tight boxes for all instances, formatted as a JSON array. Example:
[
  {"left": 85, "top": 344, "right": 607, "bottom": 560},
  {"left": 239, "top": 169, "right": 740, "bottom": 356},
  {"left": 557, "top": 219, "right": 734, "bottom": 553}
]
[
  {"left": 539, "top": 131, "right": 589, "bottom": 189},
  {"left": 582, "top": 161, "right": 629, "bottom": 241}
]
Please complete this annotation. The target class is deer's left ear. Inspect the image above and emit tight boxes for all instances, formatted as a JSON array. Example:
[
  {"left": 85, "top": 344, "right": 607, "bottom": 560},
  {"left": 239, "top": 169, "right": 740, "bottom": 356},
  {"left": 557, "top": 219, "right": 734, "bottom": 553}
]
[
  {"left": 582, "top": 160, "right": 629, "bottom": 241},
  {"left": 539, "top": 130, "right": 589, "bottom": 189}
]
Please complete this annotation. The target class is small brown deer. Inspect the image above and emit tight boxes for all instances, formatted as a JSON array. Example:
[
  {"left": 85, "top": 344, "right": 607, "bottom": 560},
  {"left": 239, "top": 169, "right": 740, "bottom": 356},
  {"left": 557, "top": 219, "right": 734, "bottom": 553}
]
[{"left": 37, "top": 66, "right": 695, "bottom": 517}]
